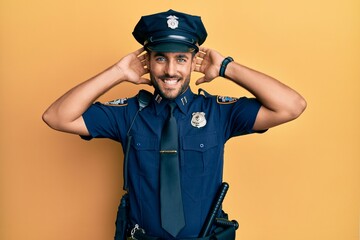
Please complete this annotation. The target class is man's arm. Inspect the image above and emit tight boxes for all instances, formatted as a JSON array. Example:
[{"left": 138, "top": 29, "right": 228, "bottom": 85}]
[
  {"left": 194, "top": 47, "right": 307, "bottom": 130},
  {"left": 42, "top": 48, "right": 149, "bottom": 136}
]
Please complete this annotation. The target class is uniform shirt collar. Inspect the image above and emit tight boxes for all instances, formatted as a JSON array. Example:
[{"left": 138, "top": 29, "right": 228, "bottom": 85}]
[{"left": 153, "top": 87, "right": 194, "bottom": 115}]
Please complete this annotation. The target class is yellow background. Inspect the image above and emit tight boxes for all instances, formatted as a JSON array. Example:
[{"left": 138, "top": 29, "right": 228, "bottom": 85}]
[{"left": 1, "top": 0, "right": 359, "bottom": 239}]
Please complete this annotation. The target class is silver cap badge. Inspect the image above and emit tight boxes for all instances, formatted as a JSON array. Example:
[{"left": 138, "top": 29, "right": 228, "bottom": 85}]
[{"left": 167, "top": 15, "right": 179, "bottom": 29}]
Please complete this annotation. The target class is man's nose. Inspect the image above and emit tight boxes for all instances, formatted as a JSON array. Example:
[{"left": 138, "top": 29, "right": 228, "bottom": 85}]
[{"left": 165, "top": 61, "right": 176, "bottom": 76}]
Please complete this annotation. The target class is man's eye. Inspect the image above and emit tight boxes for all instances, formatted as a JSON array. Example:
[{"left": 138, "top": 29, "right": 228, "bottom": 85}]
[
  {"left": 177, "top": 58, "right": 186, "bottom": 63},
  {"left": 155, "top": 57, "right": 166, "bottom": 62}
]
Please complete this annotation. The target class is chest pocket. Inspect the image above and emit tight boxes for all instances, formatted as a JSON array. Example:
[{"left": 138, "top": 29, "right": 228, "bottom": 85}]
[
  {"left": 182, "top": 132, "right": 219, "bottom": 177},
  {"left": 131, "top": 134, "right": 159, "bottom": 178}
]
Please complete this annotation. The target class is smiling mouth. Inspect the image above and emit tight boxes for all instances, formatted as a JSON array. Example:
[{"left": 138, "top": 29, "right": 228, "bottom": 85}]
[
  {"left": 163, "top": 79, "right": 179, "bottom": 85},
  {"left": 160, "top": 74, "right": 182, "bottom": 85}
]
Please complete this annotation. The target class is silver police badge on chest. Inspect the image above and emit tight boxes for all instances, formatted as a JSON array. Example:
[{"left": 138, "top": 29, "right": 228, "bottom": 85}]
[{"left": 191, "top": 112, "right": 207, "bottom": 128}]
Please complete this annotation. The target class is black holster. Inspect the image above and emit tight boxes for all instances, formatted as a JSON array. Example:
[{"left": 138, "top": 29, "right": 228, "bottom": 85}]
[{"left": 114, "top": 194, "right": 130, "bottom": 240}]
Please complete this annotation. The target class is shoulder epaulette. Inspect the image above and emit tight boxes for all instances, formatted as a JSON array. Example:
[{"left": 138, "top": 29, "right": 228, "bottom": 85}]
[
  {"left": 216, "top": 95, "right": 238, "bottom": 104},
  {"left": 104, "top": 98, "right": 128, "bottom": 106}
]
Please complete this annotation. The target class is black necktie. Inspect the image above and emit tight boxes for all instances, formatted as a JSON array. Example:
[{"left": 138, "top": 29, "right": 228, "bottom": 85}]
[{"left": 160, "top": 102, "right": 185, "bottom": 237}]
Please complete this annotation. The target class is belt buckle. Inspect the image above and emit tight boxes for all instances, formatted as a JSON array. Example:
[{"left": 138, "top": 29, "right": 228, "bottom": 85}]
[{"left": 131, "top": 224, "right": 145, "bottom": 240}]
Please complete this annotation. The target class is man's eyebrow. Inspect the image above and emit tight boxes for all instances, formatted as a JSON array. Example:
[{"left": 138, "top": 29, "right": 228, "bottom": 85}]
[
  {"left": 154, "top": 52, "right": 166, "bottom": 57},
  {"left": 175, "top": 54, "right": 189, "bottom": 59},
  {"left": 152, "top": 52, "right": 190, "bottom": 59}
]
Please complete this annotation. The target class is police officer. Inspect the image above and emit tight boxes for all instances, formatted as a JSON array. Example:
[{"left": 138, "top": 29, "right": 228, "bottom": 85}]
[{"left": 43, "top": 9, "right": 306, "bottom": 240}]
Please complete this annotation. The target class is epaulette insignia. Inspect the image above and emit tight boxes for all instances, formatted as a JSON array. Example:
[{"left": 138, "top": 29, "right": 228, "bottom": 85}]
[
  {"left": 104, "top": 98, "right": 128, "bottom": 106},
  {"left": 217, "top": 95, "right": 238, "bottom": 104}
]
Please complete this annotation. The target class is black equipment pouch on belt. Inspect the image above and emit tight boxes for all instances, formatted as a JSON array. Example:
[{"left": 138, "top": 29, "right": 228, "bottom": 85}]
[{"left": 114, "top": 194, "right": 129, "bottom": 240}]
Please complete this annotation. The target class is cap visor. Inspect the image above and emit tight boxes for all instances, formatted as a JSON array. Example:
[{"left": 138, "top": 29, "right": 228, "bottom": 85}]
[{"left": 146, "top": 43, "right": 196, "bottom": 52}]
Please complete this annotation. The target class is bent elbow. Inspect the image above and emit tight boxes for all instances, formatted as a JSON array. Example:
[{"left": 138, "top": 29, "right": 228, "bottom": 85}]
[
  {"left": 42, "top": 108, "right": 60, "bottom": 130},
  {"left": 288, "top": 96, "right": 307, "bottom": 120},
  {"left": 42, "top": 109, "right": 53, "bottom": 127}
]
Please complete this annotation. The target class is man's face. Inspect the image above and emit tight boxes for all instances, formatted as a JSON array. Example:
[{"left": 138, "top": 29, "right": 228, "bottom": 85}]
[{"left": 147, "top": 51, "right": 196, "bottom": 100}]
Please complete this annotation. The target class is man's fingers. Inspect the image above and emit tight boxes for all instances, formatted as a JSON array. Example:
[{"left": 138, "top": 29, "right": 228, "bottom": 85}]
[
  {"left": 199, "top": 46, "right": 209, "bottom": 54},
  {"left": 134, "top": 47, "right": 145, "bottom": 56},
  {"left": 196, "top": 51, "right": 206, "bottom": 59},
  {"left": 138, "top": 51, "right": 148, "bottom": 61},
  {"left": 195, "top": 58, "right": 203, "bottom": 65},
  {"left": 194, "top": 64, "right": 202, "bottom": 73}
]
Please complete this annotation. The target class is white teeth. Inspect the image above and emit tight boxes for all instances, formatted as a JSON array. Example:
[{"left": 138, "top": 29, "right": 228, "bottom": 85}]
[{"left": 164, "top": 79, "right": 178, "bottom": 85}]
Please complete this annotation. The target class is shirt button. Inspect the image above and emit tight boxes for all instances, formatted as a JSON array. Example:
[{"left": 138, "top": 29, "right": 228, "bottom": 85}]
[{"left": 200, "top": 143, "right": 204, "bottom": 148}]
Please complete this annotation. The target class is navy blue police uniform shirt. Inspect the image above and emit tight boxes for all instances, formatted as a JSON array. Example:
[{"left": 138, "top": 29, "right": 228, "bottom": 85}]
[{"left": 82, "top": 87, "right": 262, "bottom": 239}]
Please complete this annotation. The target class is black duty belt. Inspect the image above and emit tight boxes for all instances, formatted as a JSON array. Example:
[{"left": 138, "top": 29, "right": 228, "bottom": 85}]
[{"left": 131, "top": 218, "right": 238, "bottom": 240}]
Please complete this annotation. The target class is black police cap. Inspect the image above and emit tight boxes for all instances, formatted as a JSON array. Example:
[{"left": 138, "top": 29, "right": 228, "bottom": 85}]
[{"left": 133, "top": 9, "right": 207, "bottom": 53}]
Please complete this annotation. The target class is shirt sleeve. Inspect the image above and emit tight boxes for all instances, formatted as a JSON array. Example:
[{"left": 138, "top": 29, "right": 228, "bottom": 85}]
[
  {"left": 223, "top": 97, "right": 265, "bottom": 138},
  {"left": 80, "top": 102, "right": 125, "bottom": 142}
]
